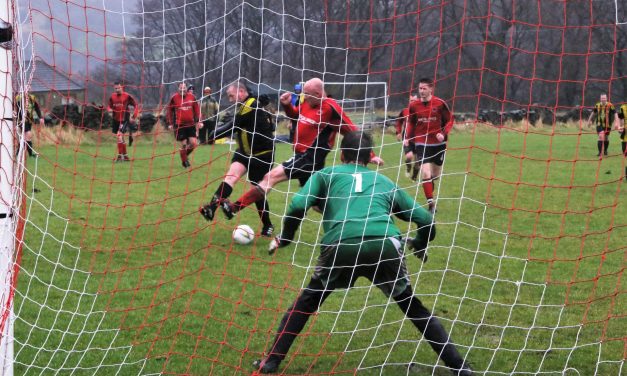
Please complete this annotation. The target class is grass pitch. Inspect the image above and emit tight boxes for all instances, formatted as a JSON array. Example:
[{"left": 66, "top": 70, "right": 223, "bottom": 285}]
[{"left": 14, "top": 125, "right": 625, "bottom": 375}]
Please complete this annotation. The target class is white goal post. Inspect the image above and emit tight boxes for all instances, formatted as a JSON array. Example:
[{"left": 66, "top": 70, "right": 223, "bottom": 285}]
[{"left": 319, "top": 81, "right": 389, "bottom": 130}]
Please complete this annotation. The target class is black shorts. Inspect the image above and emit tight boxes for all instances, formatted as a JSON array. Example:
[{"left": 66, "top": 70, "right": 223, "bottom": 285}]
[
  {"left": 112, "top": 121, "right": 132, "bottom": 134},
  {"left": 403, "top": 143, "right": 415, "bottom": 155},
  {"left": 23, "top": 121, "right": 32, "bottom": 133},
  {"left": 414, "top": 143, "right": 446, "bottom": 166},
  {"left": 282, "top": 151, "right": 327, "bottom": 187},
  {"left": 313, "top": 237, "right": 409, "bottom": 298},
  {"left": 232, "top": 150, "right": 274, "bottom": 184},
  {"left": 175, "top": 124, "right": 197, "bottom": 141},
  {"left": 596, "top": 125, "right": 611, "bottom": 134}
]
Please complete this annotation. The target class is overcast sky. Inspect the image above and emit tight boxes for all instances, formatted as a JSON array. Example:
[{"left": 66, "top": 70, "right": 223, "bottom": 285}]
[{"left": 16, "top": 0, "right": 140, "bottom": 76}]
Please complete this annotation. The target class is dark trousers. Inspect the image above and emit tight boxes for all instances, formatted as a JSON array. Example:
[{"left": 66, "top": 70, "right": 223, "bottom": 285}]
[
  {"left": 264, "top": 278, "right": 466, "bottom": 370},
  {"left": 199, "top": 119, "right": 216, "bottom": 144}
]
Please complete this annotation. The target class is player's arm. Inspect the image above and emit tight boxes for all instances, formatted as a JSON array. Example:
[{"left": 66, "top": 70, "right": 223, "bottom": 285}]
[
  {"left": 281, "top": 101, "right": 299, "bottom": 119},
  {"left": 33, "top": 98, "right": 44, "bottom": 125},
  {"left": 440, "top": 102, "right": 454, "bottom": 140},
  {"left": 269, "top": 172, "right": 325, "bottom": 254},
  {"left": 207, "top": 120, "right": 235, "bottom": 142},
  {"left": 405, "top": 103, "right": 417, "bottom": 146},
  {"left": 395, "top": 110, "right": 405, "bottom": 141},
  {"left": 392, "top": 187, "right": 435, "bottom": 261}
]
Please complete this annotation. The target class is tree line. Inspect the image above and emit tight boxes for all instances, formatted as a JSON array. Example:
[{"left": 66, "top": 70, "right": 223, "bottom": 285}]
[{"left": 85, "top": 0, "right": 627, "bottom": 120}]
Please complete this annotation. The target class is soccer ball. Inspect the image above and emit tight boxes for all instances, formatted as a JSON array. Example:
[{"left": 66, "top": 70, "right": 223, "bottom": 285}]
[{"left": 232, "top": 224, "right": 255, "bottom": 245}]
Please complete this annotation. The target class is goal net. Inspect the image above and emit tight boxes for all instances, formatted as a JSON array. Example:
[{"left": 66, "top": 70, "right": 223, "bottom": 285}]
[{"left": 4, "top": 0, "right": 625, "bottom": 375}]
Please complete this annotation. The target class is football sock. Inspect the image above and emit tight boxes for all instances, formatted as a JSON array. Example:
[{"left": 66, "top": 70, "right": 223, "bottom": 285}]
[
  {"left": 179, "top": 148, "right": 188, "bottom": 163},
  {"left": 235, "top": 186, "right": 265, "bottom": 212},
  {"left": 255, "top": 199, "right": 272, "bottom": 227},
  {"left": 604, "top": 140, "right": 609, "bottom": 154},
  {"left": 213, "top": 182, "right": 233, "bottom": 200},
  {"left": 597, "top": 141, "right": 603, "bottom": 155},
  {"left": 186, "top": 143, "right": 196, "bottom": 156},
  {"left": 26, "top": 140, "right": 34, "bottom": 156},
  {"left": 422, "top": 180, "right": 434, "bottom": 201}
]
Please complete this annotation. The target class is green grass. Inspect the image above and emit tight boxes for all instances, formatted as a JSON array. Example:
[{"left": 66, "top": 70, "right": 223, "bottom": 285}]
[{"left": 13, "top": 126, "right": 626, "bottom": 375}]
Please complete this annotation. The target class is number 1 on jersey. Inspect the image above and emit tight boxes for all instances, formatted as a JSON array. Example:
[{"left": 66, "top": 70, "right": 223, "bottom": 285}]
[{"left": 352, "top": 173, "right": 363, "bottom": 193}]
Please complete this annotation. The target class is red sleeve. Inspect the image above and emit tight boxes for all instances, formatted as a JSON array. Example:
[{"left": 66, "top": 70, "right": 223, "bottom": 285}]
[
  {"left": 324, "top": 99, "right": 355, "bottom": 135},
  {"left": 405, "top": 102, "right": 417, "bottom": 141},
  {"left": 282, "top": 102, "right": 299, "bottom": 119},
  {"left": 441, "top": 101, "right": 454, "bottom": 135},
  {"left": 395, "top": 109, "right": 406, "bottom": 135}
]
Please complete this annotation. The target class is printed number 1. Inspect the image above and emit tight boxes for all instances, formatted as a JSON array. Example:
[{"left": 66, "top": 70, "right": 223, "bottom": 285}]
[{"left": 352, "top": 173, "right": 363, "bottom": 193}]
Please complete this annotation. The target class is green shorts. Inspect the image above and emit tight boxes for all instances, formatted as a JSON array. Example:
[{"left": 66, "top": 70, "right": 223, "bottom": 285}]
[{"left": 313, "top": 237, "right": 409, "bottom": 298}]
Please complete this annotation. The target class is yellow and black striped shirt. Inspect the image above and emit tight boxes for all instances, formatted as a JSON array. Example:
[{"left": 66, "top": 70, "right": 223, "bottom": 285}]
[
  {"left": 618, "top": 104, "right": 627, "bottom": 142},
  {"left": 592, "top": 101, "right": 615, "bottom": 130}
]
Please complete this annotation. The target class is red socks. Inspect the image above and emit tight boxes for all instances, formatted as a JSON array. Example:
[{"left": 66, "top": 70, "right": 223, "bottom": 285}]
[
  {"left": 237, "top": 186, "right": 265, "bottom": 210},
  {"left": 422, "top": 180, "right": 434, "bottom": 201}
]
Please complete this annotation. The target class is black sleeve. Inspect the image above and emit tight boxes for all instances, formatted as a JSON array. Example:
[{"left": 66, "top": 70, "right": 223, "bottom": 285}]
[
  {"left": 33, "top": 100, "right": 42, "bottom": 119},
  {"left": 209, "top": 121, "right": 235, "bottom": 141}
]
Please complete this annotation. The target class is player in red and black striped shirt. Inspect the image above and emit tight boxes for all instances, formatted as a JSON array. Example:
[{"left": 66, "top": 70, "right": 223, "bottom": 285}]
[
  {"left": 405, "top": 78, "right": 454, "bottom": 213},
  {"left": 108, "top": 82, "right": 138, "bottom": 162}
]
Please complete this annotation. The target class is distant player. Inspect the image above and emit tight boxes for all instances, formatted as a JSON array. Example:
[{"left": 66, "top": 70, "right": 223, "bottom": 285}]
[
  {"left": 107, "top": 82, "right": 138, "bottom": 162},
  {"left": 199, "top": 86, "right": 219, "bottom": 144},
  {"left": 405, "top": 78, "right": 453, "bottom": 213},
  {"left": 616, "top": 102, "right": 627, "bottom": 180},
  {"left": 217, "top": 77, "right": 384, "bottom": 223},
  {"left": 14, "top": 92, "right": 44, "bottom": 158},
  {"left": 587, "top": 93, "right": 615, "bottom": 157},
  {"left": 166, "top": 82, "right": 202, "bottom": 168},
  {"left": 395, "top": 92, "right": 419, "bottom": 178},
  {"left": 199, "top": 80, "right": 276, "bottom": 236},
  {"left": 253, "top": 131, "right": 472, "bottom": 376}
]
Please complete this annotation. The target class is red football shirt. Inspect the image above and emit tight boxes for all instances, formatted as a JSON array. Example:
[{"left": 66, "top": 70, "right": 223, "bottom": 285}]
[
  {"left": 406, "top": 96, "right": 453, "bottom": 145},
  {"left": 108, "top": 92, "right": 138, "bottom": 123},
  {"left": 282, "top": 97, "right": 356, "bottom": 154},
  {"left": 166, "top": 92, "right": 200, "bottom": 126}
]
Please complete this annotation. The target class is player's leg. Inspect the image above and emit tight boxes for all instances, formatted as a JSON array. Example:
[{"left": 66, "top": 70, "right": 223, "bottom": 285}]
[
  {"left": 112, "top": 122, "right": 124, "bottom": 162},
  {"left": 393, "top": 286, "right": 472, "bottom": 374},
  {"left": 253, "top": 277, "right": 333, "bottom": 374},
  {"left": 186, "top": 136, "right": 198, "bottom": 157},
  {"left": 179, "top": 139, "right": 190, "bottom": 168},
  {"left": 597, "top": 127, "right": 605, "bottom": 157},
  {"left": 226, "top": 164, "right": 289, "bottom": 217},
  {"left": 25, "top": 128, "right": 36, "bottom": 157},
  {"left": 604, "top": 129, "right": 610, "bottom": 155},
  {"left": 200, "top": 160, "right": 247, "bottom": 221},
  {"left": 404, "top": 144, "right": 414, "bottom": 178},
  {"left": 249, "top": 153, "right": 276, "bottom": 236}
]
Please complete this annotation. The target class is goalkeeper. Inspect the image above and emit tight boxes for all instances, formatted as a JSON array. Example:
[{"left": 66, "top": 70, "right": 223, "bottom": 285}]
[{"left": 254, "top": 131, "right": 472, "bottom": 375}]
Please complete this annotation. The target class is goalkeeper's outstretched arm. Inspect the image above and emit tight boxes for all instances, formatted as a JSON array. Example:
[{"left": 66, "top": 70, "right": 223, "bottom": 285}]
[
  {"left": 268, "top": 172, "right": 325, "bottom": 255},
  {"left": 392, "top": 187, "right": 435, "bottom": 261}
]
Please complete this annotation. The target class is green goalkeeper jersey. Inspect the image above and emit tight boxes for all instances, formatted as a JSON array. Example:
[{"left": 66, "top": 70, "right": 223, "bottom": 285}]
[{"left": 287, "top": 163, "right": 433, "bottom": 245}]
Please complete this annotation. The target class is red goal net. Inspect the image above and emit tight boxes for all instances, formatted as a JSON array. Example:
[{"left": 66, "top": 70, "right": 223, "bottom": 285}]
[{"left": 4, "top": 1, "right": 625, "bottom": 375}]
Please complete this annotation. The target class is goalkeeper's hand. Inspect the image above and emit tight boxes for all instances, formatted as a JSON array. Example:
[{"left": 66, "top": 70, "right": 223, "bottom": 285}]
[
  {"left": 268, "top": 235, "right": 291, "bottom": 255},
  {"left": 408, "top": 223, "right": 436, "bottom": 263}
]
